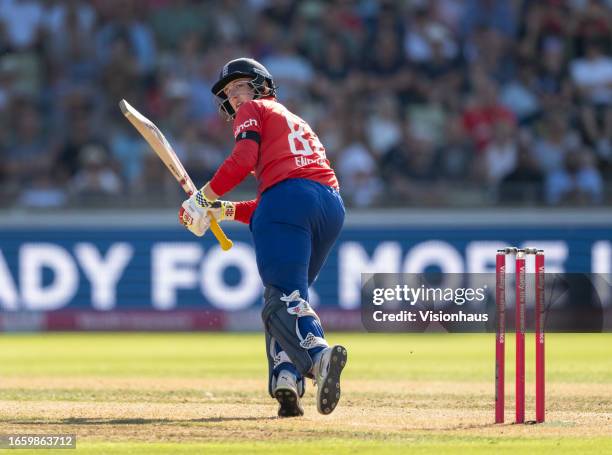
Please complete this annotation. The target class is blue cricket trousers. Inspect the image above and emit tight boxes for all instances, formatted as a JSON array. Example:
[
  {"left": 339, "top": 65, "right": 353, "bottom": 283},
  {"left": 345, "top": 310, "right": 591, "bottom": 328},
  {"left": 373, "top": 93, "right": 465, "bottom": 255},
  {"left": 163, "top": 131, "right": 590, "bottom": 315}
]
[{"left": 250, "top": 178, "right": 345, "bottom": 301}]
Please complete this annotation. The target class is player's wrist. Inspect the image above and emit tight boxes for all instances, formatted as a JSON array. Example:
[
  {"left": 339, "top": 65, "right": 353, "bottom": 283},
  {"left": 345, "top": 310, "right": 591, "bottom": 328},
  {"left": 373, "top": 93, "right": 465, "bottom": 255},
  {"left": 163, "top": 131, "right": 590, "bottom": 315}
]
[
  {"left": 195, "top": 183, "right": 217, "bottom": 208},
  {"left": 194, "top": 187, "right": 235, "bottom": 222}
]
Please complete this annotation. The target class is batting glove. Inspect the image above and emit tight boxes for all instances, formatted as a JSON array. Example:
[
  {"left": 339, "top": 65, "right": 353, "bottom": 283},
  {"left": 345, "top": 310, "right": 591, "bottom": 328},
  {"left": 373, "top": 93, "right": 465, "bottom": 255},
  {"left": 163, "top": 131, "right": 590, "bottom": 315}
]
[
  {"left": 193, "top": 187, "right": 236, "bottom": 222},
  {"left": 179, "top": 188, "right": 235, "bottom": 237}
]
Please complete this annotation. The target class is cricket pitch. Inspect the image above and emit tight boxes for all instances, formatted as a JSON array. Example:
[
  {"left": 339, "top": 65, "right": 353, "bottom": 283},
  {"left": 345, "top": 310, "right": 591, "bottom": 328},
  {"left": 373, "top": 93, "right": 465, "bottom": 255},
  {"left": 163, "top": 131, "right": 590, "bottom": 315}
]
[{"left": 0, "top": 333, "right": 610, "bottom": 454}]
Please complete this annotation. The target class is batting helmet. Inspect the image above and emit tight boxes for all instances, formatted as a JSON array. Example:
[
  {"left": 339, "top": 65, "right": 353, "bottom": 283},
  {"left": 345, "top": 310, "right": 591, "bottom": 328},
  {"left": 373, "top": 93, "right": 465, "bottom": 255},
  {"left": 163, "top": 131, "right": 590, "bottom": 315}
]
[{"left": 211, "top": 57, "right": 276, "bottom": 119}]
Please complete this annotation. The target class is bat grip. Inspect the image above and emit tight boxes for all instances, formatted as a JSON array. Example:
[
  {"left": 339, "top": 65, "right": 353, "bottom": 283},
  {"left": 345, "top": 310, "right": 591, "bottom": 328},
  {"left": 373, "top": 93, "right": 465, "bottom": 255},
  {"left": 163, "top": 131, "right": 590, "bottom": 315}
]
[
  {"left": 185, "top": 186, "right": 232, "bottom": 251},
  {"left": 208, "top": 213, "right": 233, "bottom": 251}
]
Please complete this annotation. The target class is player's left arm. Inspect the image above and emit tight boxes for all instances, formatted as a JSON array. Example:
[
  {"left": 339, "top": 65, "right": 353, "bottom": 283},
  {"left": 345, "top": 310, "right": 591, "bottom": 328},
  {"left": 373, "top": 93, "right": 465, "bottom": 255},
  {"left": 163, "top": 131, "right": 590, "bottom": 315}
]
[{"left": 207, "top": 101, "right": 262, "bottom": 197}]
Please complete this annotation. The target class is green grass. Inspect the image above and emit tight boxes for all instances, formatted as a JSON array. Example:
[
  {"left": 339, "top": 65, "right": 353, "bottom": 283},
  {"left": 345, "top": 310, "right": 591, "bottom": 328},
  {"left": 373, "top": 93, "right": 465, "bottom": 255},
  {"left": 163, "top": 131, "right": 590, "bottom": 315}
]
[
  {"left": 0, "top": 332, "right": 610, "bottom": 454},
  {"left": 0, "top": 333, "right": 265, "bottom": 378},
  {"left": 7, "top": 437, "right": 612, "bottom": 455},
  {"left": 0, "top": 333, "right": 610, "bottom": 382}
]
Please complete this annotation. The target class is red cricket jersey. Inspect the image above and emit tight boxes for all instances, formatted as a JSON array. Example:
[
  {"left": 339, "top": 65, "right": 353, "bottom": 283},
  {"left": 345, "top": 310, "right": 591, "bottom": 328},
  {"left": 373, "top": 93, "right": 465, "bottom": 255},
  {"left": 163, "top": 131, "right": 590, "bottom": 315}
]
[{"left": 209, "top": 97, "right": 339, "bottom": 223}]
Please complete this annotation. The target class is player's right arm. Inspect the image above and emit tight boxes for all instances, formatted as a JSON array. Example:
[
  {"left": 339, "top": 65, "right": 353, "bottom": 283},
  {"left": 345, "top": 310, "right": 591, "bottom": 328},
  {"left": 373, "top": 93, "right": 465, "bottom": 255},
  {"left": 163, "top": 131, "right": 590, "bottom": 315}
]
[{"left": 179, "top": 102, "right": 262, "bottom": 234}]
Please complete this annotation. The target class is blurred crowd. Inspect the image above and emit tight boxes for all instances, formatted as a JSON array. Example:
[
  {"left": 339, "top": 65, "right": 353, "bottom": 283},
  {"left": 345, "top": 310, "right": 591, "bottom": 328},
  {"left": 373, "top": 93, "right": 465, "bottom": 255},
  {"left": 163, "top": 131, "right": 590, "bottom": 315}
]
[{"left": 1, "top": 0, "right": 611, "bottom": 209}]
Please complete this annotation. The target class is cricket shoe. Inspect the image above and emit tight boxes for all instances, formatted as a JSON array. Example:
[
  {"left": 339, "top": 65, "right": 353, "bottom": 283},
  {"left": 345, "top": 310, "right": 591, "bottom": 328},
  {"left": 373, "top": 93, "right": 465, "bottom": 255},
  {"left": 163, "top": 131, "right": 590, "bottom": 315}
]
[
  {"left": 273, "top": 370, "right": 304, "bottom": 417},
  {"left": 313, "top": 345, "right": 348, "bottom": 415}
]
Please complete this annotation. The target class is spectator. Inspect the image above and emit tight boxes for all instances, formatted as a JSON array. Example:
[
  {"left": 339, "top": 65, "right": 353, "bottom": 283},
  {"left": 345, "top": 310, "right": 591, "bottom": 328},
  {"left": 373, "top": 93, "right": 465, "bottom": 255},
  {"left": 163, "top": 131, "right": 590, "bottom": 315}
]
[
  {"left": 381, "top": 120, "right": 446, "bottom": 205},
  {"left": 404, "top": 6, "right": 458, "bottom": 64},
  {"left": 365, "top": 29, "right": 419, "bottom": 102},
  {"left": 19, "top": 171, "right": 67, "bottom": 209},
  {"left": 570, "top": 0, "right": 612, "bottom": 56},
  {"left": 484, "top": 121, "right": 518, "bottom": 184},
  {"left": 435, "top": 115, "right": 474, "bottom": 181},
  {"left": 312, "top": 35, "right": 355, "bottom": 99},
  {"left": 363, "top": 1, "right": 403, "bottom": 47},
  {"left": 261, "top": 0, "right": 298, "bottom": 28},
  {"left": 249, "top": 16, "right": 281, "bottom": 61},
  {"left": 108, "top": 117, "right": 147, "bottom": 187},
  {"left": 0, "top": 50, "right": 42, "bottom": 101},
  {"left": 533, "top": 113, "right": 582, "bottom": 174},
  {"left": 407, "top": 93, "right": 448, "bottom": 147},
  {"left": 535, "top": 37, "right": 573, "bottom": 110},
  {"left": 148, "top": 0, "right": 211, "bottom": 51},
  {"left": 569, "top": 39, "right": 612, "bottom": 159},
  {"left": 0, "top": 18, "right": 12, "bottom": 55},
  {"left": 461, "top": 0, "right": 517, "bottom": 40},
  {"left": 5, "top": 100, "right": 50, "bottom": 186},
  {"left": 500, "top": 59, "right": 541, "bottom": 125},
  {"left": 69, "top": 144, "right": 122, "bottom": 204},
  {"left": 175, "top": 121, "right": 225, "bottom": 186},
  {"left": 96, "top": 0, "right": 157, "bottom": 76},
  {"left": 318, "top": 0, "right": 364, "bottom": 57},
  {"left": 262, "top": 39, "right": 314, "bottom": 102},
  {"left": 0, "top": 0, "right": 44, "bottom": 51},
  {"left": 414, "top": 21, "right": 464, "bottom": 110},
  {"left": 100, "top": 33, "right": 141, "bottom": 107},
  {"left": 434, "top": 0, "right": 466, "bottom": 34},
  {"left": 55, "top": 106, "right": 103, "bottom": 181},
  {"left": 312, "top": 96, "right": 348, "bottom": 163},
  {"left": 0, "top": 56, "right": 18, "bottom": 114},
  {"left": 499, "top": 144, "right": 544, "bottom": 204},
  {"left": 212, "top": 1, "right": 252, "bottom": 43},
  {"left": 546, "top": 147, "right": 603, "bottom": 205},
  {"left": 462, "top": 71, "right": 516, "bottom": 152},
  {"left": 133, "top": 153, "right": 179, "bottom": 205},
  {"left": 365, "top": 93, "right": 402, "bottom": 156},
  {"left": 518, "top": 0, "right": 570, "bottom": 61},
  {"left": 43, "top": 0, "right": 97, "bottom": 62},
  {"left": 336, "top": 117, "right": 383, "bottom": 208},
  {"left": 464, "top": 26, "right": 514, "bottom": 83}
]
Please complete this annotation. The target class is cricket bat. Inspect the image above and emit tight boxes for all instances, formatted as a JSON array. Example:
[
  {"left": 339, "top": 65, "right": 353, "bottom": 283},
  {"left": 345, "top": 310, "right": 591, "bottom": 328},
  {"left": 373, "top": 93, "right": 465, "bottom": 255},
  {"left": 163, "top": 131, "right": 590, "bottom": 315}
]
[{"left": 119, "top": 99, "right": 233, "bottom": 251}]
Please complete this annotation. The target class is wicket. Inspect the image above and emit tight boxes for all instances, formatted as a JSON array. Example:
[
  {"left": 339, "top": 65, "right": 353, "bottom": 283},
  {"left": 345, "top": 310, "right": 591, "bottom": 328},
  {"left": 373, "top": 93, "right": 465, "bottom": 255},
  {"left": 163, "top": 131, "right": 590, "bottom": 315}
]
[{"left": 495, "top": 247, "right": 545, "bottom": 424}]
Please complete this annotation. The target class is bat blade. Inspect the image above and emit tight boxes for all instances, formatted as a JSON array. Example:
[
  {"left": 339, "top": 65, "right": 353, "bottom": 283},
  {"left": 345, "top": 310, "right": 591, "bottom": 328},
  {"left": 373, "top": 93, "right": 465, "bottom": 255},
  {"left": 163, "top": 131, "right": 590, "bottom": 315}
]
[
  {"left": 119, "top": 99, "right": 196, "bottom": 195},
  {"left": 119, "top": 99, "right": 233, "bottom": 250}
]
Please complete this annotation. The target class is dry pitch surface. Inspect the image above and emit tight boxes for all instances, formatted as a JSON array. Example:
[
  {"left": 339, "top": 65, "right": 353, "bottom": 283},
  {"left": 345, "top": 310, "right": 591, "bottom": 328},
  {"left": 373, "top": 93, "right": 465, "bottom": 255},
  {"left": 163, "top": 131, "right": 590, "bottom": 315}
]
[{"left": 0, "top": 333, "right": 610, "bottom": 454}]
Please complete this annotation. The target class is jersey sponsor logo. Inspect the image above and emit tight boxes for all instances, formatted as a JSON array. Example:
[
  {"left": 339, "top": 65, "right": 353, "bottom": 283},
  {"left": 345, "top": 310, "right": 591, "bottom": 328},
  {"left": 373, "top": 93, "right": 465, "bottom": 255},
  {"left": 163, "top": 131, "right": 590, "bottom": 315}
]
[{"left": 234, "top": 118, "right": 258, "bottom": 137}]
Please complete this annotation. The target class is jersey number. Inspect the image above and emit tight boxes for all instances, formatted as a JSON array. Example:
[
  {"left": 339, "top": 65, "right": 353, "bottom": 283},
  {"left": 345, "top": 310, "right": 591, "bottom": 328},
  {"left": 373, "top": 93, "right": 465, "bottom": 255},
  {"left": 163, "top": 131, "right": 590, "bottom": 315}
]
[{"left": 285, "top": 112, "right": 325, "bottom": 158}]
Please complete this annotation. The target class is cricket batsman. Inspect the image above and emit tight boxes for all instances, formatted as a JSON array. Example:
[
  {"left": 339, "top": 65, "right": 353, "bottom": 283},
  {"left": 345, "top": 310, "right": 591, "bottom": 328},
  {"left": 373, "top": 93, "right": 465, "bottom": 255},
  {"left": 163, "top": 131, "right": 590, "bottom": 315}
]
[{"left": 178, "top": 58, "right": 347, "bottom": 417}]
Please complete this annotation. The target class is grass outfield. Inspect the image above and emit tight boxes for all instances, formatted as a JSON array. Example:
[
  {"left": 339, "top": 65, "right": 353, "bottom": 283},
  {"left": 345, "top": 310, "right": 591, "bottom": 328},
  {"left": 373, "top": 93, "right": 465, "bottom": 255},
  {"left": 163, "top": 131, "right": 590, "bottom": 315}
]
[{"left": 0, "top": 333, "right": 610, "bottom": 454}]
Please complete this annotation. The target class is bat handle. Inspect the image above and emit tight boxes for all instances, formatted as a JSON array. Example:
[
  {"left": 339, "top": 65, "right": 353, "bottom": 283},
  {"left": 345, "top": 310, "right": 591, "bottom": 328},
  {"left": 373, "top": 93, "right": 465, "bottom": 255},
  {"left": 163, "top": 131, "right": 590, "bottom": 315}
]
[
  {"left": 208, "top": 213, "right": 233, "bottom": 251},
  {"left": 186, "top": 187, "right": 233, "bottom": 251}
]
